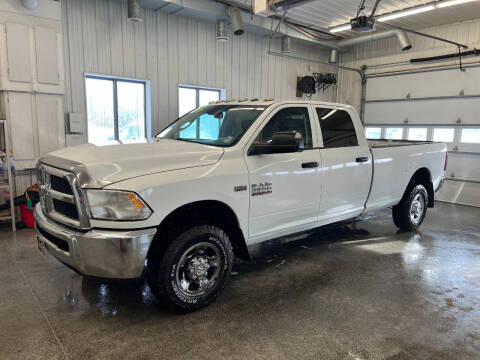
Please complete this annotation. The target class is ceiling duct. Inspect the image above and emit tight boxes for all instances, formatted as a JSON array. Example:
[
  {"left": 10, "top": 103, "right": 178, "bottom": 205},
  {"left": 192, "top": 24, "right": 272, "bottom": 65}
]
[
  {"left": 253, "top": 0, "right": 315, "bottom": 15},
  {"left": 20, "top": 0, "right": 38, "bottom": 10},
  {"left": 328, "top": 30, "right": 412, "bottom": 63},
  {"left": 216, "top": 20, "right": 229, "bottom": 42},
  {"left": 128, "top": 0, "right": 142, "bottom": 23},
  {"left": 329, "top": 49, "right": 338, "bottom": 64},
  {"left": 226, "top": 6, "right": 245, "bottom": 36},
  {"left": 281, "top": 36, "right": 291, "bottom": 54}
]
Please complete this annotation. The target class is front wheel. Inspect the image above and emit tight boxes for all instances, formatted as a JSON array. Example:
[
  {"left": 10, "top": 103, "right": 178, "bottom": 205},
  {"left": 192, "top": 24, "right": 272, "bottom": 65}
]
[
  {"left": 392, "top": 184, "right": 428, "bottom": 231},
  {"left": 146, "top": 225, "right": 233, "bottom": 312}
]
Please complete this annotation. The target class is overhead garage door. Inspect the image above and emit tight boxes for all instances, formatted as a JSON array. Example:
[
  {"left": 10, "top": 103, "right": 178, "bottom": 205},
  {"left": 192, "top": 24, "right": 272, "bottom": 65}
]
[{"left": 364, "top": 65, "right": 480, "bottom": 207}]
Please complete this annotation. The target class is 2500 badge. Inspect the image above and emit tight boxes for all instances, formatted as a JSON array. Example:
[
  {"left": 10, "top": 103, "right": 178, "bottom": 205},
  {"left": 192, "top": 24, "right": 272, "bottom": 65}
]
[{"left": 251, "top": 182, "right": 272, "bottom": 196}]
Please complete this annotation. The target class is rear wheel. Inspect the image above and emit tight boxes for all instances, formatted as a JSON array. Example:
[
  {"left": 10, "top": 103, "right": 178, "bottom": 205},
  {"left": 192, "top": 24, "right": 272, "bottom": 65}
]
[
  {"left": 146, "top": 225, "right": 233, "bottom": 312},
  {"left": 392, "top": 184, "right": 428, "bottom": 231}
]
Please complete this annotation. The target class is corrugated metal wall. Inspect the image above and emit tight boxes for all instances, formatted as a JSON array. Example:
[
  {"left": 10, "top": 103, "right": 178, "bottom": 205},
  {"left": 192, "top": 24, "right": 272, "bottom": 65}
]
[{"left": 61, "top": 0, "right": 336, "bottom": 140}]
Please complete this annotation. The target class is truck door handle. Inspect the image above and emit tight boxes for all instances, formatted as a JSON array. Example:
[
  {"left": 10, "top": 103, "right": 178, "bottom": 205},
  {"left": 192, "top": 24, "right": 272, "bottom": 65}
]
[
  {"left": 302, "top": 162, "right": 318, "bottom": 168},
  {"left": 356, "top": 157, "right": 369, "bottom": 163}
]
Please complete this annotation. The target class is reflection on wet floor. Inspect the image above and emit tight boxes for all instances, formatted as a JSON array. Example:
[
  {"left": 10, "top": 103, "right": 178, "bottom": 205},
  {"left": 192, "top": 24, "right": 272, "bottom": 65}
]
[{"left": 1, "top": 202, "right": 480, "bottom": 359}]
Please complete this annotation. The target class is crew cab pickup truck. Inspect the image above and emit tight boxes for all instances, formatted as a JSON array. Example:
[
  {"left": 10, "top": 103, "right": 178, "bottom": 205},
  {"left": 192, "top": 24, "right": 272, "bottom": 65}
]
[{"left": 35, "top": 100, "right": 447, "bottom": 311}]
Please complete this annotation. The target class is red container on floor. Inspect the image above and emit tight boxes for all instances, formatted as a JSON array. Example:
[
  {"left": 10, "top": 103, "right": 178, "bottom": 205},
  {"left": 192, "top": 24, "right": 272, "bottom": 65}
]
[{"left": 20, "top": 204, "right": 35, "bottom": 228}]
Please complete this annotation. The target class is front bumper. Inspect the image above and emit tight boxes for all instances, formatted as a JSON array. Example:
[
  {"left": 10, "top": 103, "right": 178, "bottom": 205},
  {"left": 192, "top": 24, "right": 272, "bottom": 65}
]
[{"left": 34, "top": 203, "right": 157, "bottom": 279}]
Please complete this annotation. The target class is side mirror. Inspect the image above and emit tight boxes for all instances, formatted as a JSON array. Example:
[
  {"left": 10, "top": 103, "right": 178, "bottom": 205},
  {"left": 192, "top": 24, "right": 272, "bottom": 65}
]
[{"left": 249, "top": 131, "right": 304, "bottom": 156}]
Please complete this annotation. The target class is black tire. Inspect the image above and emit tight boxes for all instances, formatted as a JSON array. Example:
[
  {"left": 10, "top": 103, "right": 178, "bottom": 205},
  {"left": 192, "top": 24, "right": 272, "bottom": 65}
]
[
  {"left": 146, "top": 225, "right": 233, "bottom": 312},
  {"left": 392, "top": 184, "right": 428, "bottom": 231}
]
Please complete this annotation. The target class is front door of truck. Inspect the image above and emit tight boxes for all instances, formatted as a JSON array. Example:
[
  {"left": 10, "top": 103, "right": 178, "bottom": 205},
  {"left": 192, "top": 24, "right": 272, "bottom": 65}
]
[
  {"left": 245, "top": 105, "right": 322, "bottom": 242},
  {"left": 313, "top": 106, "right": 372, "bottom": 223}
]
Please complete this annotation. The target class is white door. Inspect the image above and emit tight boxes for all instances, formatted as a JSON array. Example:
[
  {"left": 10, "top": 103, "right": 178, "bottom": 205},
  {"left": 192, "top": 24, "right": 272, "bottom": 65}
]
[
  {"left": 313, "top": 106, "right": 372, "bottom": 222},
  {"left": 245, "top": 105, "right": 322, "bottom": 242}
]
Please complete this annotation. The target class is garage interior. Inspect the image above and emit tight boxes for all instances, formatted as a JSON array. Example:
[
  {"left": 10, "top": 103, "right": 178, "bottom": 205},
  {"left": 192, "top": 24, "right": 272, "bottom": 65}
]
[{"left": 1, "top": 0, "right": 480, "bottom": 359}]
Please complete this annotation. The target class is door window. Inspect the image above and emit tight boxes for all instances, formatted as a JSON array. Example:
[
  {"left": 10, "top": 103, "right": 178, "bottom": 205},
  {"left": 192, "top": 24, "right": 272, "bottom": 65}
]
[
  {"left": 460, "top": 129, "right": 480, "bottom": 143},
  {"left": 365, "top": 127, "right": 381, "bottom": 139},
  {"left": 433, "top": 128, "right": 455, "bottom": 142},
  {"left": 385, "top": 127, "right": 403, "bottom": 140},
  {"left": 408, "top": 128, "right": 428, "bottom": 141},
  {"left": 256, "top": 107, "right": 313, "bottom": 149},
  {"left": 316, "top": 108, "right": 358, "bottom": 148}
]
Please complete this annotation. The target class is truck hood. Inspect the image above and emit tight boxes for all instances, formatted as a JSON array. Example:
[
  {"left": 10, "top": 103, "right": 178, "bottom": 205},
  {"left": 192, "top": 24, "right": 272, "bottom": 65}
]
[{"left": 40, "top": 139, "right": 224, "bottom": 188}]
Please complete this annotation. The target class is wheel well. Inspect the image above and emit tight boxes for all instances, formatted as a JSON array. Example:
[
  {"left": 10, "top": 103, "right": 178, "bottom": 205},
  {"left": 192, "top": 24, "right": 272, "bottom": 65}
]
[
  {"left": 404, "top": 168, "right": 434, "bottom": 207},
  {"left": 147, "top": 201, "right": 250, "bottom": 262}
]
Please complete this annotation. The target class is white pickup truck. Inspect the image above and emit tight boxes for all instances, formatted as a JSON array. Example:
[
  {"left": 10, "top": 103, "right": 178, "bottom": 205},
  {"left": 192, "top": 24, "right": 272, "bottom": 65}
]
[{"left": 35, "top": 100, "right": 447, "bottom": 311}]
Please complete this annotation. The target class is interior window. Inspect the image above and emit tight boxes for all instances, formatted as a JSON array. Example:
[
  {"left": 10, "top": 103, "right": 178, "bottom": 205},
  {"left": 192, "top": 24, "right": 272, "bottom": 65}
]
[
  {"left": 256, "top": 107, "right": 313, "bottom": 149},
  {"left": 85, "top": 76, "right": 147, "bottom": 145},
  {"left": 178, "top": 86, "right": 222, "bottom": 117},
  {"left": 316, "top": 108, "right": 358, "bottom": 148}
]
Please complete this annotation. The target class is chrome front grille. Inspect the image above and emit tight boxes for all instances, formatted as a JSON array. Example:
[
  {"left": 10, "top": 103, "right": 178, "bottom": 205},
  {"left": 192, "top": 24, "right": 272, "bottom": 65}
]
[
  {"left": 38, "top": 164, "right": 90, "bottom": 229},
  {"left": 50, "top": 175, "right": 73, "bottom": 195}
]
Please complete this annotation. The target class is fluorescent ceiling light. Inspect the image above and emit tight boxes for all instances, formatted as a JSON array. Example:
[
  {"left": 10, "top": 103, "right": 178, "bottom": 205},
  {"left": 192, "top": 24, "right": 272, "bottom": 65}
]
[
  {"left": 377, "top": 5, "right": 435, "bottom": 22},
  {"left": 329, "top": 0, "right": 478, "bottom": 34},
  {"left": 437, "top": 0, "right": 478, "bottom": 8},
  {"left": 322, "top": 109, "right": 337, "bottom": 120},
  {"left": 330, "top": 24, "right": 352, "bottom": 33}
]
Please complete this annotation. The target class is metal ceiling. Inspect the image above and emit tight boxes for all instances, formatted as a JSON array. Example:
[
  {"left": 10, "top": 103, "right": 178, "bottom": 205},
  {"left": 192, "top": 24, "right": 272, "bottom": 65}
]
[{"left": 222, "top": 0, "right": 480, "bottom": 37}]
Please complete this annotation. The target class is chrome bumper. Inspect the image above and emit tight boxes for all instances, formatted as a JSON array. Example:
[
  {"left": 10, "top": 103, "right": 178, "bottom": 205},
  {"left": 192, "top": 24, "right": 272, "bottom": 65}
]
[{"left": 33, "top": 203, "right": 157, "bottom": 279}]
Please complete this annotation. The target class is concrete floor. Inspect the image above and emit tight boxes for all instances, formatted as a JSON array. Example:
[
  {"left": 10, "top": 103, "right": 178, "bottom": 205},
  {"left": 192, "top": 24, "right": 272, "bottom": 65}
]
[{"left": 1, "top": 202, "right": 480, "bottom": 360}]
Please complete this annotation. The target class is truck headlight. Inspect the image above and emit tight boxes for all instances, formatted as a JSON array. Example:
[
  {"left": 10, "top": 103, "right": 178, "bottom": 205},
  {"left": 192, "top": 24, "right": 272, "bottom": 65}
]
[{"left": 86, "top": 190, "right": 152, "bottom": 221}]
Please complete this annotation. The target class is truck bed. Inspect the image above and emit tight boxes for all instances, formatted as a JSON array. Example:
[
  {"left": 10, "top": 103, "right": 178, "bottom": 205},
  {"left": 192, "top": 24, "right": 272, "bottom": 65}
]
[{"left": 368, "top": 139, "right": 434, "bottom": 148}]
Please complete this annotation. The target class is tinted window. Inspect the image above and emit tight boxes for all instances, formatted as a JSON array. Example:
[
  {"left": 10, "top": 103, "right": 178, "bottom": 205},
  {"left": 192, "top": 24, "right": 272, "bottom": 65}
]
[
  {"left": 257, "top": 107, "right": 313, "bottom": 149},
  {"left": 316, "top": 108, "right": 358, "bottom": 148}
]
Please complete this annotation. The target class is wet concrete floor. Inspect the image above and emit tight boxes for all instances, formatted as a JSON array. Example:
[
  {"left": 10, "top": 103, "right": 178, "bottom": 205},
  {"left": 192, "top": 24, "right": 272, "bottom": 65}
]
[{"left": 1, "top": 202, "right": 479, "bottom": 359}]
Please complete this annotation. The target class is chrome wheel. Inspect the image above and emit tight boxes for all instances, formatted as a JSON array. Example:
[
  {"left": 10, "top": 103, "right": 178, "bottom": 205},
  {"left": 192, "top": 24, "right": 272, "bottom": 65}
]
[
  {"left": 175, "top": 241, "right": 222, "bottom": 298},
  {"left": 409, "top": 193, "right": 425, "bottom": 225}
]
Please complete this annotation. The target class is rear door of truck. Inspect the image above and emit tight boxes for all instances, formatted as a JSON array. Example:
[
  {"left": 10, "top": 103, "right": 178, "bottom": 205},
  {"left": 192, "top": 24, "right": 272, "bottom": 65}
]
[{"left": 311, "top": 105, "right": 373, "bottom": 223}]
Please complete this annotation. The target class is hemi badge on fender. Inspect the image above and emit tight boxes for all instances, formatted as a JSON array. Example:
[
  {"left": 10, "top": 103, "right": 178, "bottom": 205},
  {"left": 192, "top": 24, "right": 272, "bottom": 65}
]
[{"left": 234, "top": 185, "right": 247, "bottom": 192}]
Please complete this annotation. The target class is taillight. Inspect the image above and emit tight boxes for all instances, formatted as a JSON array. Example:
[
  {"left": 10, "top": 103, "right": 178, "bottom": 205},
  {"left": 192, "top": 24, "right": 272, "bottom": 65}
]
[{"left": 444, "top": 152, "right": 448, "bottom": 171}]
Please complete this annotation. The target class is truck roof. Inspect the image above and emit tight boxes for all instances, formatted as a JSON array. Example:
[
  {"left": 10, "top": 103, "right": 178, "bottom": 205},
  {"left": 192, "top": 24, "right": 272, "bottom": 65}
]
[{"left": 208, "top": 99, "right": 354, "bottom": 110}]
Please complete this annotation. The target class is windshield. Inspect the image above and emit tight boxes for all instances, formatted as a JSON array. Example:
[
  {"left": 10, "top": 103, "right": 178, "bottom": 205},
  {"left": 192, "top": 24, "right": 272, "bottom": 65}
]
[{"left": 157, "top": 105, "right": 266, "bottom": 147}]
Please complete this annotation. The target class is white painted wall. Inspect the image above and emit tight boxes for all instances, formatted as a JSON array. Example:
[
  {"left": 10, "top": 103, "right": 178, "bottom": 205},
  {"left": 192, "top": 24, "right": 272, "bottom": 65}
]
[
  {"left": 61, "top": 0, "right": 336, "bottom": 143},
  {"left": 0, "top": 0, "right": 64, "bottom": 172}
]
